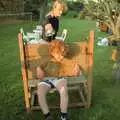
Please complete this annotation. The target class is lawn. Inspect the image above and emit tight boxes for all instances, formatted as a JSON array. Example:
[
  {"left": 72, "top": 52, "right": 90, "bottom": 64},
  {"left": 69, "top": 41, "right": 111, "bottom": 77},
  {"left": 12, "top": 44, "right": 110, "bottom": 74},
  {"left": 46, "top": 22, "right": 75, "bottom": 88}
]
[{"left": 0, "top": 18, "right": 120, "bottom": 120}]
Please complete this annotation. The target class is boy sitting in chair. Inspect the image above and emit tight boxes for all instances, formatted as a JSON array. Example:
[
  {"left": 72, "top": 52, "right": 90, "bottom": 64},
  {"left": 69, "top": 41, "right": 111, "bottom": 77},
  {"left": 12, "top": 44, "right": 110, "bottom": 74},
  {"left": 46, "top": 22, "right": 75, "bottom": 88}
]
[{"left": 36, "top": 40, "right": 81, "bottom": 120}]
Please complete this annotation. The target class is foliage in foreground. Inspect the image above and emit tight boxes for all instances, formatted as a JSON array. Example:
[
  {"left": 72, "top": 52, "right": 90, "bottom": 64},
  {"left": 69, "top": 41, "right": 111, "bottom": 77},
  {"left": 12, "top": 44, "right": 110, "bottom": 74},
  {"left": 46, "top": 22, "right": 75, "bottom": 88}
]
[{"left": 84, "top": 0, "right": 120, "bottom": 41}]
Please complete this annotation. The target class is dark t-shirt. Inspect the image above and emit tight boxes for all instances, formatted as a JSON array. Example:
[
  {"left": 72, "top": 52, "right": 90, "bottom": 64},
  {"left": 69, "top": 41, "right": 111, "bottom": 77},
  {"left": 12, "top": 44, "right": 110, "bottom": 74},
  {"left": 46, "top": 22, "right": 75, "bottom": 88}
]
[{"left": 42, "top": 15, "right": 59, "bottom": 42}]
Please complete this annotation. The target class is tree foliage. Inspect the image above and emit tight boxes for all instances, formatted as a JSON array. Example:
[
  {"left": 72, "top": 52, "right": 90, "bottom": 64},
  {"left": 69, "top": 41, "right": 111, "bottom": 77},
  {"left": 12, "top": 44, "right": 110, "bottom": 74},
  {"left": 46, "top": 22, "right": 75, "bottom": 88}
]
[
  {"left": 84, "top": 0, "right": 120, "bottom": 41},
  {"left": 0, "top": 0, "right": 67, "bottom": 24},
  {"left": 0, "top": 0, "right": 49, "bottom": 23},
  {"left": 0, "top": 0, "right": 23, "bottom": 13},
  {"left": 24, "top": 0, "right": 49, "bottom": 23}
]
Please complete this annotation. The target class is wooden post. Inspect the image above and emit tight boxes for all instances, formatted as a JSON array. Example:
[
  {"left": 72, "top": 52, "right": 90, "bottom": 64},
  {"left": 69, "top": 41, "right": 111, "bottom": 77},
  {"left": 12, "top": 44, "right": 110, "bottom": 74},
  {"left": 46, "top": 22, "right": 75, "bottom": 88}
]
[
  {"left": 87, "top": 30, "right": 94, "bottom": 108},
  {"left": 18, "top": 33, "right": 30, "bottom": 112}
]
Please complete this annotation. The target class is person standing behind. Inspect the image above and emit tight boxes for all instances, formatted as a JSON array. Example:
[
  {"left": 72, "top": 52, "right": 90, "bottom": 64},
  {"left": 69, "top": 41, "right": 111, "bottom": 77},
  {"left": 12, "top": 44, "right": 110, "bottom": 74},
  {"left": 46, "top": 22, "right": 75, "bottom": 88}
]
[{"left": 42, "top": 1, "right": 64, "bottom": 42}]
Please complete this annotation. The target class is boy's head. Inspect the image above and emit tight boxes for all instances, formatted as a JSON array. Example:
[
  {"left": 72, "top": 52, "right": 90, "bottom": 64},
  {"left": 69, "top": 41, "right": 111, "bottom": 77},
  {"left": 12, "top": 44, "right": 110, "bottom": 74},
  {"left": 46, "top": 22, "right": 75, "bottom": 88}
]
[{"left": 49, "top": 40, "right": 69, "bottom": 62}]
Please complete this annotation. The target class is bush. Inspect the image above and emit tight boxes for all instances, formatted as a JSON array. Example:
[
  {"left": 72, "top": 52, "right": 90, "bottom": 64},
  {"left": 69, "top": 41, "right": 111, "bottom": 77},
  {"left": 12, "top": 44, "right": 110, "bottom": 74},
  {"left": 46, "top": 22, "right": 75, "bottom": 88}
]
[{"left": 67, "top": 1, "right": 84, "bottom": 11}]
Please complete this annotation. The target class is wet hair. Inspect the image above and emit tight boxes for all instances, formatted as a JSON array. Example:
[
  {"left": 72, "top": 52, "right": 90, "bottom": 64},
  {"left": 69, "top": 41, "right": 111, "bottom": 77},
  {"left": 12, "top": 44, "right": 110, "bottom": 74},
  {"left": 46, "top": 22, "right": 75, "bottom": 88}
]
[
  {"left": 52, "top": 0, "right": 65, "bottom": 12},
  {"left": 49, "top": 40, "right": 69, "bottom": 59}
]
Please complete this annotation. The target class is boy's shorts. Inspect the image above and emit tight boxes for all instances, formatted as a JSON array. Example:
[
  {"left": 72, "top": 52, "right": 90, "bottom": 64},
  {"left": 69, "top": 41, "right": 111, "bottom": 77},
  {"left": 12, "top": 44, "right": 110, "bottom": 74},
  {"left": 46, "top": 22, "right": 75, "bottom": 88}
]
[{"left": 37, "top": 77, "right": 66, "bottom": 88}]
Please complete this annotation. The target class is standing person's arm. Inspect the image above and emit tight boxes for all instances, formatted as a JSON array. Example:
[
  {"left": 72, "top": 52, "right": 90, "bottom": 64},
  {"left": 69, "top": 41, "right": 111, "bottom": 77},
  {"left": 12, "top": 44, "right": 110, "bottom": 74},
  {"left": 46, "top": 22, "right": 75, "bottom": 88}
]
[{"left": 42, "top": 15, "right": 55, "bottom": 42}]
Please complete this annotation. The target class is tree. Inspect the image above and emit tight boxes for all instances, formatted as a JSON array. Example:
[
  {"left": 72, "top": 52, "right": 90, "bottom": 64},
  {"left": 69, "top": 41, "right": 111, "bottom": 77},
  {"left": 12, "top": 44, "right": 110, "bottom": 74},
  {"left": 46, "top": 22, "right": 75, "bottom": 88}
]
[
  {"left": 24, "top": 0, "right": 49, "bottom": 23},
  {"left": 84, "top": 0, "right": 120, "bottom": 41},
  {"left": 39, "top": 0, "right": 48, "bottom": 24}
]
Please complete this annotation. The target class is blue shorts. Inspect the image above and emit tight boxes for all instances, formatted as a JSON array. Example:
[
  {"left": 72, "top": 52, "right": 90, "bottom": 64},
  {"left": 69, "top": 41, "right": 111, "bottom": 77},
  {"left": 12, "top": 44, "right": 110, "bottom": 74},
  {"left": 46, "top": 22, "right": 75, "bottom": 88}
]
[{"left": 38, "top": 77, "right": 66, "bottom": 88}]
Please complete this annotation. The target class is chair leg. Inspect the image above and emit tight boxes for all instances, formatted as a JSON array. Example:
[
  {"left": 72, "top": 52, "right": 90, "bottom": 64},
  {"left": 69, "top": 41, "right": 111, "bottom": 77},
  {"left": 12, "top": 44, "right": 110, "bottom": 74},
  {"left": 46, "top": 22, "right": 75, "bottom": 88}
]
[
  {"left": 78, "top": 83, "right": 87, "bottom": 106},
  {"left": 31, "top": 92, "right": 36, "bottom": 107},
  {"left": 86, "top": 84, "right": 92, "bottom": 108}
]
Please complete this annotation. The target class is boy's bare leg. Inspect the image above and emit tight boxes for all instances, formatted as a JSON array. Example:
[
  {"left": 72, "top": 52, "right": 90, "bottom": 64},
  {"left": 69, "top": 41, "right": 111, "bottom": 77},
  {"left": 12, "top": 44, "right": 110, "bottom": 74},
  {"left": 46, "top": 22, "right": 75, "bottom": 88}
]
[
  {"left": 37, "top": 84, "right": 51, "bottom": 114},
  {"left": 55, "top": 79, "right": 68, "bottom": 113}
]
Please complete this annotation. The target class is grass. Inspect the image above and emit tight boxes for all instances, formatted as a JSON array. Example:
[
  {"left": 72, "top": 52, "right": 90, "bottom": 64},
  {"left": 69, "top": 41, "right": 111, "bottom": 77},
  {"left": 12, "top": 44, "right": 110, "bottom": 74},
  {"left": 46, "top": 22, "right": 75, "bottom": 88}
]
[{"left": 0, "top": 18, "right": 120, "bottom": 120}]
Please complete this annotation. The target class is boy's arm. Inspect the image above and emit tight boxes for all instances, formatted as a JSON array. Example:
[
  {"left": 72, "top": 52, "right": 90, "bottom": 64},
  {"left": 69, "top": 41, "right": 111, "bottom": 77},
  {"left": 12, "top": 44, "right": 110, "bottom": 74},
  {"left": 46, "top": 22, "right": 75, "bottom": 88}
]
[
  {"left": 36, "top": 66, "right": 45, "bottom": 80},
  {"left": 72, "top": 64, "right": 82, "bottom": 76}
]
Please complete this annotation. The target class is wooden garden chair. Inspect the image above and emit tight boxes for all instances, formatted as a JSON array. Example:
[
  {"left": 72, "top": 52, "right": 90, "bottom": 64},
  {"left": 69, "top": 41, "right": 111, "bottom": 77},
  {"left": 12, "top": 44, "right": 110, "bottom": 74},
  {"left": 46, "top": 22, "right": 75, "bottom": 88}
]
[
  {"left": 18, "top": 31, "right": 94, "bottom": 112},
  {"left": 55, "top": 29, "right": 68, "bottom": 41}
]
